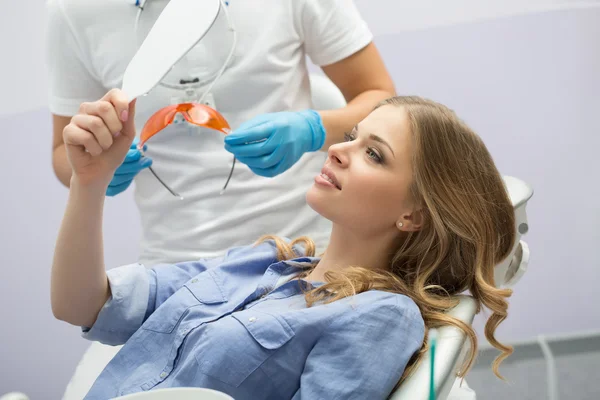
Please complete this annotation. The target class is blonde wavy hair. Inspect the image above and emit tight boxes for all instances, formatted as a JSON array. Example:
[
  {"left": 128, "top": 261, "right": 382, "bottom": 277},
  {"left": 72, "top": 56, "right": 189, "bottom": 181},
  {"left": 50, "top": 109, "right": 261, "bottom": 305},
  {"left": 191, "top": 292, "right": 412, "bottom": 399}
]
[{"left": 257, "top": 96, "right": 516, "bottom": 391}]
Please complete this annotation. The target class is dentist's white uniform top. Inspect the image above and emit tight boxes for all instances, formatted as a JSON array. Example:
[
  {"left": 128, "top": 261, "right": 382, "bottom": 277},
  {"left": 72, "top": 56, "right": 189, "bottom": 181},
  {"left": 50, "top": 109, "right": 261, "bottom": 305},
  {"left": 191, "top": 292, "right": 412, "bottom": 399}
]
[
  {"left": 47, "top": 0, "right": 374, "bottom": 266},
  {"left": 46, "top": 0, "right": 475, "bottom": 399}
]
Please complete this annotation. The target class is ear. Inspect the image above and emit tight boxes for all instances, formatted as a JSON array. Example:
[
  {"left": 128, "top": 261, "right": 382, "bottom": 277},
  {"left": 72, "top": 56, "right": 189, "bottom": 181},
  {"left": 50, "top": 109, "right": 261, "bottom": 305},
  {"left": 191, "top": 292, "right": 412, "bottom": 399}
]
[{"left": 396, "top": 209, "right": 424, "bottom": 232}]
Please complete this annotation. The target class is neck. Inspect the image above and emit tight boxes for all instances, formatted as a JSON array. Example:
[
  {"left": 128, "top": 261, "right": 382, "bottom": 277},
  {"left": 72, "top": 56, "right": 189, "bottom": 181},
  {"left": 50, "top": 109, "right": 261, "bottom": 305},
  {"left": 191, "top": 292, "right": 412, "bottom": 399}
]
[{"left": 306, "top": 224, "right": 401, "bottom": 283}]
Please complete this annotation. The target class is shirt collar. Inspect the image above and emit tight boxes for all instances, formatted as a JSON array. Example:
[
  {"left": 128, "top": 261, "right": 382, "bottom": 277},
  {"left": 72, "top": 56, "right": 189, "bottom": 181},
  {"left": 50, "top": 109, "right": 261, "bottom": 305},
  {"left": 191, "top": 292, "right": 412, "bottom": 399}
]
[{"left": 281, "top": 257, "right": 325, "bottom": 288}]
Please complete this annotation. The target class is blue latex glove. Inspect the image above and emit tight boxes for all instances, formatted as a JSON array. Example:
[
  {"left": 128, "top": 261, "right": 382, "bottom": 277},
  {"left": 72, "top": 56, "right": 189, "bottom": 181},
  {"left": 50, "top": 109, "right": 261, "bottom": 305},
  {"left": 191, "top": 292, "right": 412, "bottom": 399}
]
[
  {"left": 106, "top": 138, "right": 153, "bottom": 196},
  {"left": 223, "top": 110, "right": 326, "bottom": 177}
]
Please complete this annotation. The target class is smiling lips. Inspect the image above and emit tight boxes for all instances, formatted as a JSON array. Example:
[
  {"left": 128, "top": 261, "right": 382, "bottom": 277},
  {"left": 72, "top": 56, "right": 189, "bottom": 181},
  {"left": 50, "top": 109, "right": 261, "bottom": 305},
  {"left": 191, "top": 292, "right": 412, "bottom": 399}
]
[{"left": 317, "top": 165, "right": 342, "bottom": 190}]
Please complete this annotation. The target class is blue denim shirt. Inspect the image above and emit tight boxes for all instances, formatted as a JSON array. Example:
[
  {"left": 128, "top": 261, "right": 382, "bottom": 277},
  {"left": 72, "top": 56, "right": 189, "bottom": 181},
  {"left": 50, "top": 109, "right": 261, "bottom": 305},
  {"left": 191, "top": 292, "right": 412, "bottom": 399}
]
[{"left": 81, "top": 240, "right": 425, "bottom": 400}]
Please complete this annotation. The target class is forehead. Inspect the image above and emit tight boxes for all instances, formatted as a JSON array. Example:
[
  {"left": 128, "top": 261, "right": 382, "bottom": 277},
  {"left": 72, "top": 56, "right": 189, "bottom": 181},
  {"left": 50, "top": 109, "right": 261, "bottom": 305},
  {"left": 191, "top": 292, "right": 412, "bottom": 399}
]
[{"left": 358, "top": 105, "right": 412, "bottom": 154}]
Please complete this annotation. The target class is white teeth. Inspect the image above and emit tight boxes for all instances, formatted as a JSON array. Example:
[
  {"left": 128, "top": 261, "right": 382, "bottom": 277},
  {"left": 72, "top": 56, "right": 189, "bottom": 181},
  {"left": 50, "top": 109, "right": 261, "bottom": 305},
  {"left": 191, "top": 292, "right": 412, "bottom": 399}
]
[{"left": 321, "top": 173, "right": 334, "bottom": 185}]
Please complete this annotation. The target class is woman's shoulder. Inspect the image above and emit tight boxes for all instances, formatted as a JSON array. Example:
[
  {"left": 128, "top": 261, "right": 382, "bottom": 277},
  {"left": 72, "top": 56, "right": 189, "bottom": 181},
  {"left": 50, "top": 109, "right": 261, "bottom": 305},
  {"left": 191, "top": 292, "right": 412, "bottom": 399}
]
[
  {"left": 361, "top": 290, "right": 421, "bottom": 311},
  {"left": 315, "top": 290, "right": 425, "bottom": 345},
  {"left": 335, "top": 290, "right": 424, "bottom": 327}
]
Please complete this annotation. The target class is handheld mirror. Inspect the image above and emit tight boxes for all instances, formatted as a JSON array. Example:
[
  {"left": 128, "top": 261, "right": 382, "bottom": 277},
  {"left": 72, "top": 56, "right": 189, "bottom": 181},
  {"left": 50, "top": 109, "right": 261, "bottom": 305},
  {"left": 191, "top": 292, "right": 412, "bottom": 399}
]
[{"left": 120, "top": 0, "right": 235, "bottom": 199}]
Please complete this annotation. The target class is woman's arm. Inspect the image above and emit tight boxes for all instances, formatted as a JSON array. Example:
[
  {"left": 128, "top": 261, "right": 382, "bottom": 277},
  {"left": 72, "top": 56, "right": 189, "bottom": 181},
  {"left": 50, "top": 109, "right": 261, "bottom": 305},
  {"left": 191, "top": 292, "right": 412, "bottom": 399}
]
[
  {"left": 51, "top": 88, "right": 136, "bottom": 328},
  {"left": 51, "top": 177, "right": 110, "bottom": 327}
]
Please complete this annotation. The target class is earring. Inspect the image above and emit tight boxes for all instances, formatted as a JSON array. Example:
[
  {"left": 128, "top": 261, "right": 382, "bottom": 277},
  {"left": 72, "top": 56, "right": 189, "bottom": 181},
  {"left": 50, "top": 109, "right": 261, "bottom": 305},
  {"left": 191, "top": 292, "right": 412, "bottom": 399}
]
[{"left": 397, "top": 222, "right": 404, "bottom": 228}]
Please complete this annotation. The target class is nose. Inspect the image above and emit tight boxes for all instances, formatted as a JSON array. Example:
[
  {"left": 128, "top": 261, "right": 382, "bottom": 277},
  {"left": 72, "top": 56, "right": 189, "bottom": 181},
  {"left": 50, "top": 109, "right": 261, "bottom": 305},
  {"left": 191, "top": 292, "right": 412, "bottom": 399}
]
[{"left": 327, "top": 142, "right": 349, "bottom": 167}]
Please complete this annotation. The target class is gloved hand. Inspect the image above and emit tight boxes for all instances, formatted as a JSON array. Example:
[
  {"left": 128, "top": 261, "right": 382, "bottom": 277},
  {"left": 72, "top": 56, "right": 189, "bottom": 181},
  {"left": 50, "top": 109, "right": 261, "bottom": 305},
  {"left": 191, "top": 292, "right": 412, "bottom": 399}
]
[
  {"left": 223, "top": 110, "right": 326, "bottom": 177},
  {"left": 106, "top": 137, "right": 153, "bottom": 196}
]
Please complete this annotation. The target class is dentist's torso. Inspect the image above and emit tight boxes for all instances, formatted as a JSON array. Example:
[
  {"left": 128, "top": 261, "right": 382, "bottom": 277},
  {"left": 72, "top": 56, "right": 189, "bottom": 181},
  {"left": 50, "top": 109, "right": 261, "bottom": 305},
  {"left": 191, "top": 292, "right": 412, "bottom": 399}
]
[{"left": 57, "top": 0, "right": 376, "bottom": 264}]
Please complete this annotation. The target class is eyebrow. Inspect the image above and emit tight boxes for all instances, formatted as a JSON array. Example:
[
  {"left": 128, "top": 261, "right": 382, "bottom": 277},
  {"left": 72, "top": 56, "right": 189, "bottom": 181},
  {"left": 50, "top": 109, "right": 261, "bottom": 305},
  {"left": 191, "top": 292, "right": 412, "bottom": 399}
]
[{"left": 353, "top": 124, "right": 395, "bottom": 157}]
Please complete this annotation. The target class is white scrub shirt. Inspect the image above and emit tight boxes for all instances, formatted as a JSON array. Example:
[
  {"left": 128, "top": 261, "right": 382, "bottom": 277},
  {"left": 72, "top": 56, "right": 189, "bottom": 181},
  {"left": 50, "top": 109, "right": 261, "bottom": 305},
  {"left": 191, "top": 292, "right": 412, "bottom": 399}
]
[{"left": 46, "top": 0, "right": 373, "bottom": 265}]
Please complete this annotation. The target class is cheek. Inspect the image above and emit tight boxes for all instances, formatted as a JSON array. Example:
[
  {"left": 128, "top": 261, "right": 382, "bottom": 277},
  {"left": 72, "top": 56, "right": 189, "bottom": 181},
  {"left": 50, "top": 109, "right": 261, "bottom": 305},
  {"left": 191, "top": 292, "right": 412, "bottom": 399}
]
[
  {"left": 344, "top": 174, "right": 409, "bottom": 222},
  {"left": 305, "top": 169, "right": 410, "bottom": 231}
]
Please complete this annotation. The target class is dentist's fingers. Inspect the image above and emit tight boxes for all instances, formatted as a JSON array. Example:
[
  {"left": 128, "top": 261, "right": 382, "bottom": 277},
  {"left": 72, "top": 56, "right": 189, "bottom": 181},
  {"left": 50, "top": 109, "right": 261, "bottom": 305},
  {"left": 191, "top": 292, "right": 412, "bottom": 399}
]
[
  {"left": 224, "top": 135, "right": 276, "bottom": 158},
  {"left": 235, "top": 146, "right": 286, "bottom": 169},
  {"left": 224, "top": 121, "right": 275, "bottom": 146},
  {"left": 114, "top": 156, "right": 153, "bottom": 175}
]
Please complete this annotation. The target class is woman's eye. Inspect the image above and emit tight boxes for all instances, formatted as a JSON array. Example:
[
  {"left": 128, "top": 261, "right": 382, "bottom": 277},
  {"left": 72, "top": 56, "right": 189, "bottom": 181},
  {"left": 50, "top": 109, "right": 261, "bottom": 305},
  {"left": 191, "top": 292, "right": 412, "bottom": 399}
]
[
  {"left": 367, "top": 148, "right": 383, "bottom": 163},
  {"left": 344, "top": 131, "right": 384, "bottom": 164}
]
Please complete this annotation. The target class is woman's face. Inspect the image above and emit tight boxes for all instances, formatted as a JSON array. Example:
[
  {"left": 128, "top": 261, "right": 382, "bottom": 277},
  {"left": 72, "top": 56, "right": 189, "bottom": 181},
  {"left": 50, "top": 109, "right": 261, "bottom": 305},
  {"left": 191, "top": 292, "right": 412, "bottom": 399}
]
[{"left": 306, "top": 105, "right": 418, "bottom": 237}]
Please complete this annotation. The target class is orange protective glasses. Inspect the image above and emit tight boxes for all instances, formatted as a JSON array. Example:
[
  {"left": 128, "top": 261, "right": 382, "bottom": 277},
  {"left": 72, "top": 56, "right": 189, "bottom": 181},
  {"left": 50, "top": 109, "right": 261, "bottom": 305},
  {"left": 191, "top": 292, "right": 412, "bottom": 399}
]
[{"left": 138, "top": 102, "right": 234, "bottom": 199}]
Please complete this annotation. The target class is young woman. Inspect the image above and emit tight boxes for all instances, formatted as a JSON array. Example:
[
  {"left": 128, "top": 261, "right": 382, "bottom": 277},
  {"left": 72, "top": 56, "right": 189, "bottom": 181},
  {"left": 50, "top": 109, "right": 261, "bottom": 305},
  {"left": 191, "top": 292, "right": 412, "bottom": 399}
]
[{"left": 52, "top": 89, "right": 515, "bottom": 399}]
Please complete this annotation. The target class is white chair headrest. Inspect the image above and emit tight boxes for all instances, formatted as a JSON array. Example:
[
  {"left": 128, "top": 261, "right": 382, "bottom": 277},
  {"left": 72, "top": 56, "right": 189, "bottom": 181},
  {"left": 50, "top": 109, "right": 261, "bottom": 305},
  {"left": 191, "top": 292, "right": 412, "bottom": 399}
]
[{"left": 495, "top": 176, "right": 534, "bottom": 288}]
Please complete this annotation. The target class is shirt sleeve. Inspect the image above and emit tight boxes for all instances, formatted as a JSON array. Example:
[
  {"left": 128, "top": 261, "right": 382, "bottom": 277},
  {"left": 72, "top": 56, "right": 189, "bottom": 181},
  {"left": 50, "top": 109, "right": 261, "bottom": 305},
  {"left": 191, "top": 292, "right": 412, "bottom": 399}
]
[
  {"left": 79, "top": 242, "right": 276, "bottom": 345},
  {"left": 298, "top": 0, "right": 374, "bottom": 67},
  {"left": 45, "top": 0, "right": 107, "bottom": 117},
  {"left": 292, "top": 294, "right": 425, "bottom": 400},
  {"left": 81, "top": 263, "right": 151, "bottom": 345},
  {"left": 81, "top": 257, "right": 220, "bottom": 345}
]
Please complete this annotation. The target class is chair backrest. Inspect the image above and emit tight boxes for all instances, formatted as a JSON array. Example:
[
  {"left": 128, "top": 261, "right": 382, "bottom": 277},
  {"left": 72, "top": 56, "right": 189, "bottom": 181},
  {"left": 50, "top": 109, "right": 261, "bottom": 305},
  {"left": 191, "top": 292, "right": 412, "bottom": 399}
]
[
  {"left": 390, "top": 295, "right": 478, "bottom": 400},
  {"left": 390, "top": 176, "right": 534, "bottom": 400}
]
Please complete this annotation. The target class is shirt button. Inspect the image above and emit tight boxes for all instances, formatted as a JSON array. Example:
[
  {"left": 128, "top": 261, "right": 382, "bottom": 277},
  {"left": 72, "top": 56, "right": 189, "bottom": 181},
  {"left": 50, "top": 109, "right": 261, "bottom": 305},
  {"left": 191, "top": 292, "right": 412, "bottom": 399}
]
[
  {"left": 191, "top": 279, "right": 198, "bottom": 283},
  {"left": 182, "top": 328, "right": 189, "bottom": 334},
  {"left": 160, "top": 372, "right": 167, "bottom": 378},
  {"left": 248, "top": 317, "right": 257, "bottom": 323}
]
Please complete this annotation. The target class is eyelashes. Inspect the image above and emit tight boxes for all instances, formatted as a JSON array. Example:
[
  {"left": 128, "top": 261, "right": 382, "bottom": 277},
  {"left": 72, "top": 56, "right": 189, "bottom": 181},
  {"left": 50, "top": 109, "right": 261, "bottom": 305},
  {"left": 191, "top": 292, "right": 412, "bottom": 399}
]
[{"left": 343, "top": 131, "right": 384, "bottom": 164}]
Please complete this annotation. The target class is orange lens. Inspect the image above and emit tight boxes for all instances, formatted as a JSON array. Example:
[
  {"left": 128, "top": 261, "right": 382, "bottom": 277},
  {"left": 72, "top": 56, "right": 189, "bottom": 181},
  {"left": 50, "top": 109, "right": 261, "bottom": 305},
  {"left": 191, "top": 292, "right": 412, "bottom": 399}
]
[
  {"left": 139, "top": 105, "right": 179, "bottom": 147},
  {"left": 182, "top": 103, "right": 231, "bottom": 134},
  {"left": 139, "top": 103, "right": 231, "bottom": 147}
]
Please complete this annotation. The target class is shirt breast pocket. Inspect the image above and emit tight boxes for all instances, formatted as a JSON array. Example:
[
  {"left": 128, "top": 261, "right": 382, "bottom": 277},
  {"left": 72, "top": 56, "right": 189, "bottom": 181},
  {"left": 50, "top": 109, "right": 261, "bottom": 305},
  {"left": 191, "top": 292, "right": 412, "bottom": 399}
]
[
  {"left": 141, "top": 271, "right": 227, "bottom": 334},
  {"left": 195, "top": 310, "right": 295, "bottom": 387}
]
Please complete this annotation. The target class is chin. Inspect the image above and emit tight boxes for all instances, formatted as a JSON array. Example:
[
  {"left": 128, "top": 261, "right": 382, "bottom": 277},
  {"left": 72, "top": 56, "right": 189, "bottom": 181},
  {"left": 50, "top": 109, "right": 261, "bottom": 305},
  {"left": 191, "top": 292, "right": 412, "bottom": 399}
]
[{"left": 306, "top": 184, "right": 332, "bottom": 219}]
